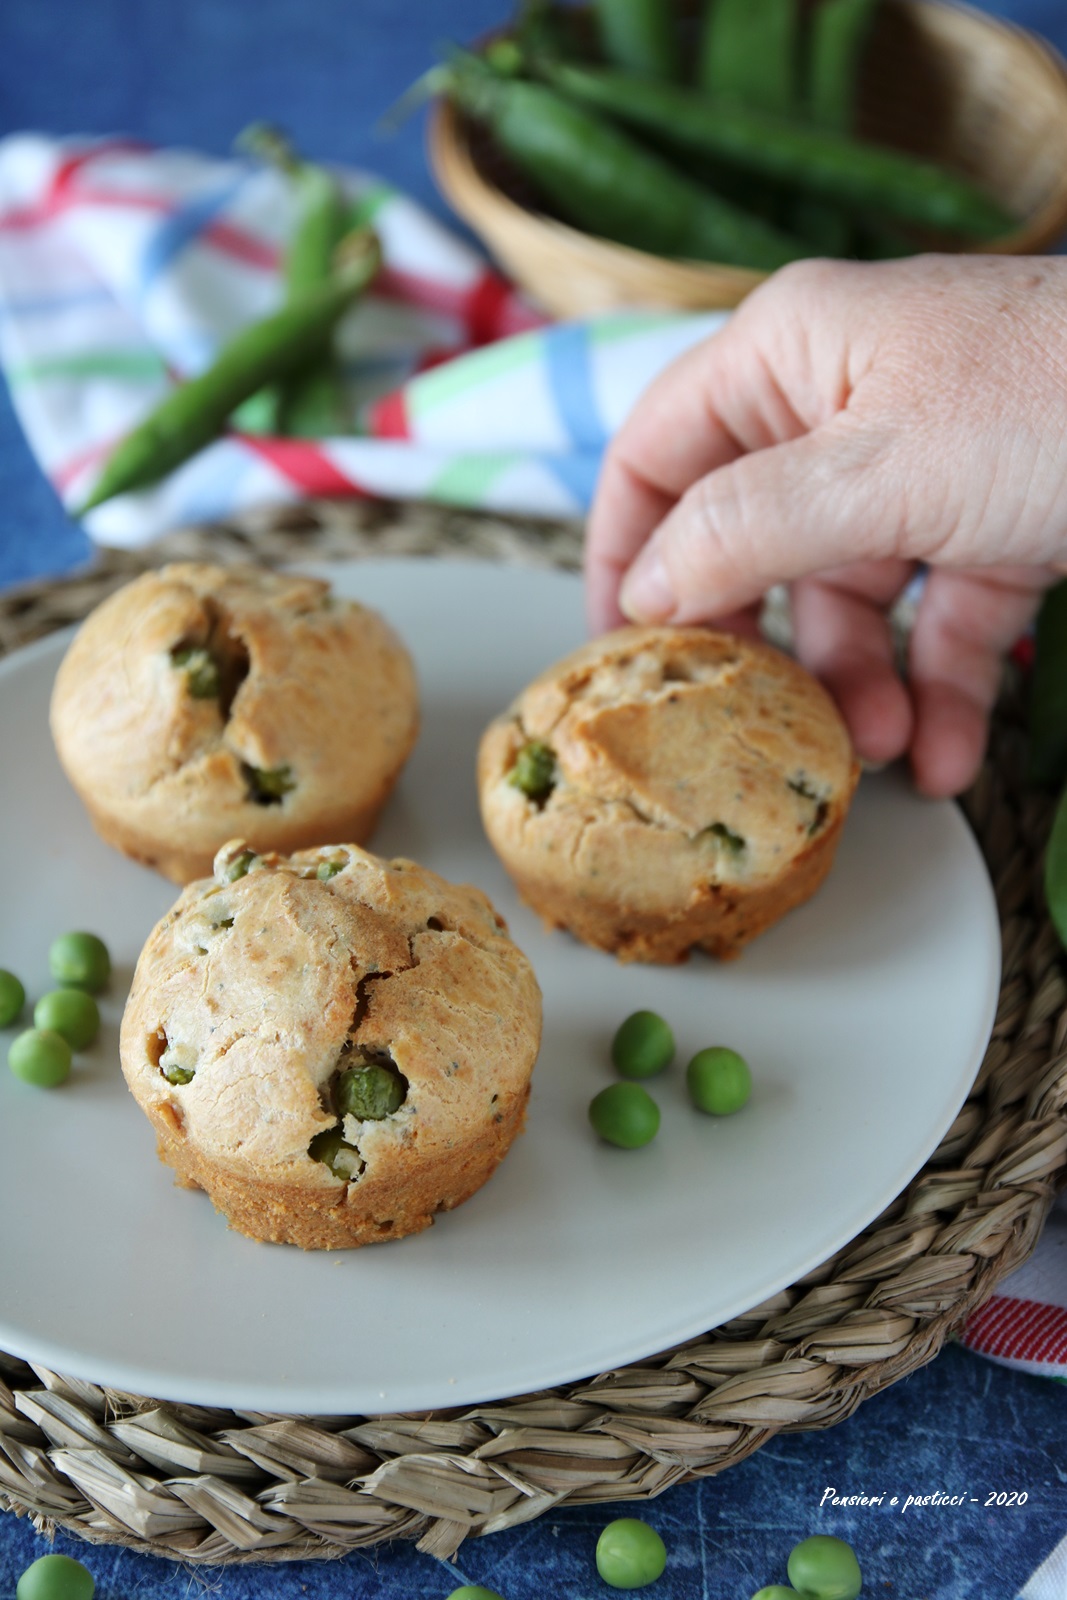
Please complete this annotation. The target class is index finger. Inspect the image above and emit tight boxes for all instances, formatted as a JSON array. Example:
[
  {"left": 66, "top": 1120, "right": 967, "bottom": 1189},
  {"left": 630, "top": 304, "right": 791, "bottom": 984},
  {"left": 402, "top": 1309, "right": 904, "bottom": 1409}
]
[
  {"left": 585, "top": 308, "right": 813, "bottom": 632},
  {"left": 586, "top": 340, "right": 743, "bottom": 631}
]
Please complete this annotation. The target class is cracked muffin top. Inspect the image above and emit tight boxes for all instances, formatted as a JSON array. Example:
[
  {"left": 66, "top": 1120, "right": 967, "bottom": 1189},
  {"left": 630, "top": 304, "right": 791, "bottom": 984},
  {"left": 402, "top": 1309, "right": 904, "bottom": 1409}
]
[
  {"left": 119, "top": 839, "right": 541, "bottom": 1246},
  {"left": 478, "top": 624, "right": 858, "bottom": 916},
  {"left": 49, "top": 562, "right": 418, "bottom": 883},
  {"left": 479, "top": 620, "right": 857, "bottom": 876}
]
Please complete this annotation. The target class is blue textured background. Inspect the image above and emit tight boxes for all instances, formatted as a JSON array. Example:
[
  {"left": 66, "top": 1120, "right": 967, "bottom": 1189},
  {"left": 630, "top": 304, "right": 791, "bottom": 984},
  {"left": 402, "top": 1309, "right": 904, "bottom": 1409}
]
[{"left": 0, "top": 3, "right": 1065, "bottom": 1595}]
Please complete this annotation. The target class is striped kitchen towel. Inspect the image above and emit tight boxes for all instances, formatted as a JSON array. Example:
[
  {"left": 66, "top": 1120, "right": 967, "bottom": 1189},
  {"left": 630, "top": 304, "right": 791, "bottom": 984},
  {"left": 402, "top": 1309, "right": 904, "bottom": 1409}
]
[
  {"left": 0, "top": 133, "right": 724, "bottom": 544},
  {"left": 960, "top": 1192, "right": 1067, "bottom": 1382}
]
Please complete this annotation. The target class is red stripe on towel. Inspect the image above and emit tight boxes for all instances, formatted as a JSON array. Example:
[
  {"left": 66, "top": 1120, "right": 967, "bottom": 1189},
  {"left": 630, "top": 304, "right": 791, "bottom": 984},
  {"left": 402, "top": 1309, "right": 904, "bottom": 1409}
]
[
  {"left": 237, "top": 435, "right": 364, "bottom": 497},
  {"left": 963, "top": 1296, "right": 1067, "bottom": 1365},
  {"left": 368, "top": 389, "right": 410, "bottom": 440}
]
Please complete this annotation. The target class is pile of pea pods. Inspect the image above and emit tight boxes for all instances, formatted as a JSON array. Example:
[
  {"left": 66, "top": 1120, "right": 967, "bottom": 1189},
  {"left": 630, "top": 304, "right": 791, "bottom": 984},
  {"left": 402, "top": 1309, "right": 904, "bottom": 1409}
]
[{"left": 438, "top": 0, "right": 1012, "bottom": 269}]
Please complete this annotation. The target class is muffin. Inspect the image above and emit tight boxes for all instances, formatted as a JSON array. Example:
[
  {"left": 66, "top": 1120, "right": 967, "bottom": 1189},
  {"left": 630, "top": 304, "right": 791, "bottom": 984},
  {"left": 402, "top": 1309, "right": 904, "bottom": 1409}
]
[
  {"left": 119, "top": 839, "right": 542, "bottom": 1249},
  {"left": 50, "top": 563, "right": 418, "bottom": 883},
  {"left": 478, "top": 626, "right": 860, "bottom": 963}
]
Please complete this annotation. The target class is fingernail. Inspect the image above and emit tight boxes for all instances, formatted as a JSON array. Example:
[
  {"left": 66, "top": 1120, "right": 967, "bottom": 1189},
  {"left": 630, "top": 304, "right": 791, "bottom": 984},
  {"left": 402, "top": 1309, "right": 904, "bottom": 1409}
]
[{"left": 619, "top": 549, "right": 676, "bottom": 623}]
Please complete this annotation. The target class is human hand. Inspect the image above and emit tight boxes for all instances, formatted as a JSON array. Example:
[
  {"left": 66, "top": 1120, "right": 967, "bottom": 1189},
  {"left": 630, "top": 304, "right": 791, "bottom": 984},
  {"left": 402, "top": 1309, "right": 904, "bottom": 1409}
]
[{"left": 586, "top": 255, "right": 1067, "bottom": 796}]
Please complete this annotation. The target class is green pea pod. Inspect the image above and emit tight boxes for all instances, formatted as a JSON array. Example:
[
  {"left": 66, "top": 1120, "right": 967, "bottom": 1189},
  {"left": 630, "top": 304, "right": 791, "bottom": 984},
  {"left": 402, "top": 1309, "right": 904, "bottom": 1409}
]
[
  {"left": 808, "top": 0, "right": 881, "bottom": 132},
  {"left": 594, "top": 0, "right": 680, "bottom": 81},
  {"left": 275, "top": 359, "right": 353, "bottom": 437},
  {"left": 1045, "top": 779, "right": 1067, "bottom": 951},
  {"left": 235, "top": 124, "right": 352, "bottom": 437},
  {"left": 515, "top": 0, "right": 590, "bottom": 62},
  {"left": 854, "top": 217, "right": 915, "bottom": 258},
  {"left": 285, "top": 165, "right": 349, "bottom": 296},
  {"left": 447, "top": 52, "right": 804, "bottom": 270},
  {"left": 700, "top": 0, "right": 800, "bottom": 115},
  {"left": 76, "top": 230, "right": 380, "bottom": 514},
  {"left": 783, "top": 0, "right": 879, "bottom": 257},
  {"left": 696, "top": 0, "right": 802, "bottom": 237},
  {"left": 228, "top": 386, "right": 284, "bottom": 436},
  {"left": 1028, "top": 578, "right": 1067, "bottom": 788},
  {"left": 788, "top": 195, "right": 853, "bottom": 255},
  {"left": 541, "top": 60, "right": 1014, "bottom": 237},
  {"left": 238, "top": 123, "right": 348, "bottom": 295}
]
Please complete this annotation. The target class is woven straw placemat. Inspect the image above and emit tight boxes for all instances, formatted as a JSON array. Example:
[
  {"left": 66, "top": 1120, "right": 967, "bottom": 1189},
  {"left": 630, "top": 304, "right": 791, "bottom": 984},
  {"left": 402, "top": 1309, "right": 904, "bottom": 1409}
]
[{"left": 0, "top": 500, "right": 1065, "bottom": 1566}]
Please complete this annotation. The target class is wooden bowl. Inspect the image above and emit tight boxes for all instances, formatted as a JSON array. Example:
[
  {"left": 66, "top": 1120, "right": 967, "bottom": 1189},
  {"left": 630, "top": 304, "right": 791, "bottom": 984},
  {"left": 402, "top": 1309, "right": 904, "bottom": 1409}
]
[{"left": 430, "top": 0, "right": 1067, "bottom": 315}]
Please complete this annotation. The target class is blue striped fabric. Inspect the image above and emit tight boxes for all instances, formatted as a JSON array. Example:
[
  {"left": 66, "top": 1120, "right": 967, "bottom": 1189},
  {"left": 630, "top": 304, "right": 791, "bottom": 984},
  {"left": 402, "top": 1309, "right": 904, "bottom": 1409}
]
[
  {"left": 134, "top": 171, "right": 248, "bottom": 304},
  {"left": 541, "top": 448, "right": 603, "bottom": 510},
  {"left": 0, "top": 285, "right": 114, "bottom": 319},
  {"left": 543, "top": 321, "right": 606, "bottom": 453}
]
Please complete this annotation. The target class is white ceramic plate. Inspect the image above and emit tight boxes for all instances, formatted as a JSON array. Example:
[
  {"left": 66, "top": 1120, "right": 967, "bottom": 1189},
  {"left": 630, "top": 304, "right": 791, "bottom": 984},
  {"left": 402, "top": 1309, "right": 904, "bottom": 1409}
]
[{"left": 0, "top": 559, "right": 999, "bottom": 1414}]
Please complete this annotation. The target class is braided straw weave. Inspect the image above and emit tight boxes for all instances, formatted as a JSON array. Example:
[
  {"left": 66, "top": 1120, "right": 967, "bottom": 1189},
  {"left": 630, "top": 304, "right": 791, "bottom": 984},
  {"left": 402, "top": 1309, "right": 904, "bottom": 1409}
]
[{"left": 0, "top": 502, "right": 1064, "bottom": 1565}]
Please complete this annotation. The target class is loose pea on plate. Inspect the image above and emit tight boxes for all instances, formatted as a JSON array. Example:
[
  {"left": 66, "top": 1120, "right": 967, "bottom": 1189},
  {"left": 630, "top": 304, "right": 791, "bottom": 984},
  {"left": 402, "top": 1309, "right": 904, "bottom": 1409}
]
[
  {"left": 8, "top": 1028, "right": 73, "bottom": 1088},
  {"left": 0, "top": 967, "right": 25, "bottom": 1027},
  {"left": 48, "top": 931, "right": 110, "bottom": 994},
  {"left": 589, "top": 1082, "right": 660, "bottom": 1148},
  {"left": 611, "top": 1009, "right": 674, "bottom": 1078},
  {"left": 33, "top": 989, "right": 100, "bottom": 1051},
  {"left": 686, "top": 1045, "right": 752, "bottom": 1115}
]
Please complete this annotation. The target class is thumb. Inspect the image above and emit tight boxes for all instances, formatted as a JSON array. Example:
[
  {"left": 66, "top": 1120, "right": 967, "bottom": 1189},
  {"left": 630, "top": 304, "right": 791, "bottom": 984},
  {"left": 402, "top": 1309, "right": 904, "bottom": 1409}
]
[{"left": 618, "top": 421, "right": 897, "bottom": 625}]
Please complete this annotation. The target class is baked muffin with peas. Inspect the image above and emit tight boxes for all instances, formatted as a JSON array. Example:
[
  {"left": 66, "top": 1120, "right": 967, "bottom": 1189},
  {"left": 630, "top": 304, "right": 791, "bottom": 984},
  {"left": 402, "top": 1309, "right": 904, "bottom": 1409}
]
[
  {"left": 478, "top": 625, "right": 859, "bottom": 963},
  {"left": 119, "top": 838, "right": 541, "bottom": 1249},
  {"left": 50, "top": 563, "right": 418, "bottom": 884}
]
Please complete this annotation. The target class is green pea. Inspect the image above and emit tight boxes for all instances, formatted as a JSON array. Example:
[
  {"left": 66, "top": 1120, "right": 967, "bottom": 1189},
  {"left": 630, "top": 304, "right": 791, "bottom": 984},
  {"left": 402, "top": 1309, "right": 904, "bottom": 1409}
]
[
  {"left": 751, "top": 1590, "right": 800, "bottom": 1599},
  {"left": 595, "top": 1517, "right": 667, "bottom": 1589},
  {"left": 611, "top": 1010, "right": 674, "bottom": 1078},
  {"left": 224, "top": 849, "right": 257, "bottom": 883},
  {"left": 335, "top": 1059, "right": 407, "bottom": 1119},
  {"left": 33, "top": 990, "right": 100, "bottom": 1050},
  {"left": 445, "top": 1589, "right": 505, "bottom": 1600},
  {"left": 9, "top": 1029, "right": 73, "bottom": 1088},
  {"left": 508, "top": 739, "right": 556, "bottom": 802},
  {"left": 0, "top": 969, "right": 25, "bottom": 1027},
  {"left": 308, "top": 1126, "right": 363, "bottom": 1180},
  {"left": 589, "top": 1083, "right": 660, "bottom": 1149},
  {"left": 317, "top": 858, "right": 345, "bottom": 880},
  {"left": 244, "top": 762, "right": 296, "bottom": 805},
  {"left": 686, "top": 1046, "right": 752, "bottom": 1115},
  {"left": 703, "top": 820, "right": 746, "bottom": 856},
  {"left": 48, "top": 932, "right": 110, "bottom": 993},
  {"left": 171, "top": 645, "right": 220, "bottom": 699},
  {"left": 161, "top": 1060, "right": 195, "bottom": 1087},
  {"left": 17, "top": 1554, "right": 95, "bottom": 1600},
  {"left": 787, "top": 1536, "right": 862, "bottom": 1600}
]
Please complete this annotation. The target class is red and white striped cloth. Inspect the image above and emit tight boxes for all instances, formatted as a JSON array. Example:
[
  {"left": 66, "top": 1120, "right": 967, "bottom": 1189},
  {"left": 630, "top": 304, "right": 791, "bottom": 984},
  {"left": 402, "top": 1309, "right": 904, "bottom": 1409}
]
[
  {"left": 960, "top": 1193, "right": 1067, "bottom": 1381},
  {"left": 0, "top": 134, "right": 720, "bottom": 543}
]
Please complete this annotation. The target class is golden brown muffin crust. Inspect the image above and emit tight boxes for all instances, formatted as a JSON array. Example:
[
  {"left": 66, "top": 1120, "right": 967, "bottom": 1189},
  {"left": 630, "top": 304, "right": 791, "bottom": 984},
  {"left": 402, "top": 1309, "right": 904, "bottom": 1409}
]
[
  {"left": 478, "top": 625, "right": 860, "bottom": 962},
  {"left": 50, "top": 563, "right": 419, "bottom": 882},
  {"left": 120, "top": 841, "right": 542, "bottom": 1249}
]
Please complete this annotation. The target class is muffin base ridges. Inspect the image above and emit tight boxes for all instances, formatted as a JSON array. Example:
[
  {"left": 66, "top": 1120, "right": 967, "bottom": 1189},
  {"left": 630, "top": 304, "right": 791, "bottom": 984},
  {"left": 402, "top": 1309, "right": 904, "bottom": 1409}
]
[
  {"left": 147, "top": 1086, "right": 530, "bottom": 1250},
  {"left": 77, "top": 786, "right": 394, "bottom": 886},
  {"left": 506, "top": 813, "right": 848, "bottom": 963}
]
